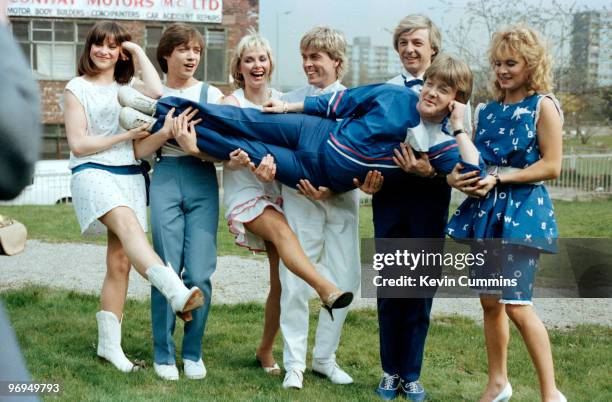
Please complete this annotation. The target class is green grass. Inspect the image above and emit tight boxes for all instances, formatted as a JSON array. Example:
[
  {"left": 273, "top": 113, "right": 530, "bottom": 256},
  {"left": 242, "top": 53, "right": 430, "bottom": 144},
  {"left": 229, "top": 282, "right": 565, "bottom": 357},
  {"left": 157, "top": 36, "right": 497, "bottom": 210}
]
[
  {"left": 0, "top": 203, "right": 376, "bottom": 256},
  {"left": 2, "top": 286, "right": 611, "bottom": 401},
  {"left": 0, "top": 205, "right": 255, "bottom": 257},
  {"left": 564, "top": 135, "right": 612, "bottom": 153},
  {"left": 1, "top": 199, "right": 609, "bottom": 252}
]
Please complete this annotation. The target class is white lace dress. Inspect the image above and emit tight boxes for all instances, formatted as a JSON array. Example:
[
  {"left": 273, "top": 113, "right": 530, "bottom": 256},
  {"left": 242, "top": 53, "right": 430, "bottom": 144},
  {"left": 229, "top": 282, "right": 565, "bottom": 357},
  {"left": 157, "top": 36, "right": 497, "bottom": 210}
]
[
  {"left": 223, "top": 88, "right": 284, "bottom": 252},
  {"left": 65, "top": 76, "right": 147, "bottom": 236}
]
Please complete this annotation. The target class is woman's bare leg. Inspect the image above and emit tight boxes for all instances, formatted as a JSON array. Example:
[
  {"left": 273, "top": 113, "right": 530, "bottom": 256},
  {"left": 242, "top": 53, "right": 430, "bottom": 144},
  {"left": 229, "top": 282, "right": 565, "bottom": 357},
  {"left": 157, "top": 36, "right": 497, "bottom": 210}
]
[
  {"left": 505, "top": 304, "right": 560, "bottom": 402},
  {"left": 245, "top": 208, "right": 340, "bottom": 299},
  {"left": 255, "top": 241, "right": 281, "bottom": 370},
  {"left": 100, "top": 229, "right": 131, "bottom": 319},
  {"left": 98, "top": 206, "right": 163, "bottom": 277},
  {"left": 99, "top": 206, "right": 202, "bottom": 316},
  {"left": 479, "top": 295, "right": 510, "bottom": 402}
]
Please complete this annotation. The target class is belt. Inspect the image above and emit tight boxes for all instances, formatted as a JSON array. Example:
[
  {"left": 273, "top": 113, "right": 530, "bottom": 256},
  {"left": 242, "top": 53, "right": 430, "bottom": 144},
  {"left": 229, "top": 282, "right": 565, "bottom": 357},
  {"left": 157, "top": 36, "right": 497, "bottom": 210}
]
[
  {"left": 485, "top": 165, "right": 543, "bottom": 186},
  {"left": 71, "top": 162, "right": 151, "bottom": 205}
]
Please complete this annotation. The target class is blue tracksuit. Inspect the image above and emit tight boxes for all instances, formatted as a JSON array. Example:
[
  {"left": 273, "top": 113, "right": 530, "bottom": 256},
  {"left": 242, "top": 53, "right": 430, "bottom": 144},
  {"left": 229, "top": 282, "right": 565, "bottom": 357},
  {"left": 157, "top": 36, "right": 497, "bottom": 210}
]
[{"left": 151, "top": 83, "right": 472, "bottom": 193}]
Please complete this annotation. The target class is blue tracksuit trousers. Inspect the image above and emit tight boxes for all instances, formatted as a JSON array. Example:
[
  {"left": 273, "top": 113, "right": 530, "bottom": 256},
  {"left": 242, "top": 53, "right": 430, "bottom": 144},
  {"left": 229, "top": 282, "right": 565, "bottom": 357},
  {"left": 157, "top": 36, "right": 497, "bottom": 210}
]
[{"left": 152, "top": 97, "right": 337, "bottom": 190}]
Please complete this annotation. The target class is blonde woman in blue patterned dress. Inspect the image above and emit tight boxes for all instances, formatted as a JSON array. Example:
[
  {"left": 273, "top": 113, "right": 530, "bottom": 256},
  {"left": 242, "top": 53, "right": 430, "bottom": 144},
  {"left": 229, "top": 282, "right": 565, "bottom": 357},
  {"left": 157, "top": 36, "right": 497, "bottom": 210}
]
[{"left": 446, "top": 26, "right": 566, "bottom": 402}]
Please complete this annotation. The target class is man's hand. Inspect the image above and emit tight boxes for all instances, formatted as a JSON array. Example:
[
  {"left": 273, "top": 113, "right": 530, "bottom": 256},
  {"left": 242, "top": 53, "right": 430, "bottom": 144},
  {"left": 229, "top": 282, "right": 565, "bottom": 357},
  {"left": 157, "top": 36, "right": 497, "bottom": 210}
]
[
  {"left": 262, "top": 99, "right": 285, "bottom": 113},
  {"left": 448, "top": 100, "right": 467, "bottom": 131},
  {"left": 296, "top": 179, "right": 333, "bottom": 200},
  {"left": 226, "top": 148, "right": 251, "bottom": 170},
  {"left": 393, "top": 143, "right": 435, "bottom": 177},
  {"left": 446, "top": 163, "right": 488, "bottom": 197},
  {"left": 252, "top": 154, "right": 276, "bottom": 183},
  {"left": 172, "top": 107, "right": 202, "bottom": 156},
  {"left": 153, "top": 107, "right": 175, "bottom": 139},
  {"left": 353, "top": 170, "right": 384, "bottom": 194}
]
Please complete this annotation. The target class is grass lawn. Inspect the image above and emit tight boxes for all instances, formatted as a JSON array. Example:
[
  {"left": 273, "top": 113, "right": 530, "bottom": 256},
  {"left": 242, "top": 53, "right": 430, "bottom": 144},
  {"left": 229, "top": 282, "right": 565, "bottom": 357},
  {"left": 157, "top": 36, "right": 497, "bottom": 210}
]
[
  {"left": 564, "top": 135, "right": 612, "bottom": 153},
  {"left": 2, "top": 286, "right": 611, "bottom": 401},
  {"left": 0, "top": 199, "right": 610, "bottom": 253},
  {"left": 1, "top": 200, "right": 610, "bottom": 400}
]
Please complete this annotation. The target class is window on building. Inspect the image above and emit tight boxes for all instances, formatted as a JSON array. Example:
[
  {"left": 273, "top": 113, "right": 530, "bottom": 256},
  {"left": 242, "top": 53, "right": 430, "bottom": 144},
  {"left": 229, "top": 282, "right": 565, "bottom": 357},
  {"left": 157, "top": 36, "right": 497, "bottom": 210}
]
[
  {"left": 11, "top": 20, "right": 92, "bottom": 80},
  {"left": 201, "top": 28, "right": 226, "bottom": 83},
  {"left": 145, "top": 25, "right": 164, "bottom": 77},
  {"left": 145, "top": 24, "right": 227, "bottom": 84},
  {"left": 42, "top": 124, "right": 70, "bottom": 160}
]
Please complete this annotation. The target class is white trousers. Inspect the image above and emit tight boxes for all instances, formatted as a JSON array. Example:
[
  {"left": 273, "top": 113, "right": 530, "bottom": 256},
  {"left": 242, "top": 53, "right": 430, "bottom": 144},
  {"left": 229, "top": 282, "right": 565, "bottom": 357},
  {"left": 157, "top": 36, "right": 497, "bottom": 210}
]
[{"left": 279, "top": 185, "right": 361, "bottom": 371}]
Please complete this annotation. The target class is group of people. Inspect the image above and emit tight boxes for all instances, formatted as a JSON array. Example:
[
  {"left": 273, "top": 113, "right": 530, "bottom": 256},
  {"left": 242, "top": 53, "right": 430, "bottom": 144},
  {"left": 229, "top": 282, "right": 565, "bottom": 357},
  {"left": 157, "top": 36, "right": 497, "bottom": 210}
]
[{"left": 64, "top": 12, "right": 566, "bottom": 402}]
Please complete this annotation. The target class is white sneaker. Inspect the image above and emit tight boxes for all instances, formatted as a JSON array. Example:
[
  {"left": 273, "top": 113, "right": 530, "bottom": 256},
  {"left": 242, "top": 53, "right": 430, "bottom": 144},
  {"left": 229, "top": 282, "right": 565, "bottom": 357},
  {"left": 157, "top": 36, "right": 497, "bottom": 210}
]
[
  {"left": 184, "top": 359, "right": 207, "bottom": 380},
  {"left": 154, "top": 363, "right": 179, "bottom": 381},
  {"left": 282, "top": 369, "right": 303, "bottom": 389},
  {"left": 312, "top": 359, "right": 353, "bottom": 385},
  {"left": 119, "top": 107, "right": 156, "bottom": 131},
  {"left": 118, "top": 86, "right": 157, "bottom": 115}
]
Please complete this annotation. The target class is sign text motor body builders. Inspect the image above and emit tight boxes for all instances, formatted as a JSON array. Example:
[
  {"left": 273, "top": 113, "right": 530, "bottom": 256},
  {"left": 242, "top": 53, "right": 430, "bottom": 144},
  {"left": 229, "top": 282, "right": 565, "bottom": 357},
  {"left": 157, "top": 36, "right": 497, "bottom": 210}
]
[{"left": 8, "top": 0, "right": 223, "bottom": 23}]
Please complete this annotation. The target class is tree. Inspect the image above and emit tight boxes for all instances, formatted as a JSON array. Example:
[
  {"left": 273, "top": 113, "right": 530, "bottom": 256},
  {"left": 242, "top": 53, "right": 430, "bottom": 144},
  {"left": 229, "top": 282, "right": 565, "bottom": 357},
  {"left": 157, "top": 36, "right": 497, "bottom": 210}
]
[{"left": 439, "top": 0, "right": 608, "bottom": 145}]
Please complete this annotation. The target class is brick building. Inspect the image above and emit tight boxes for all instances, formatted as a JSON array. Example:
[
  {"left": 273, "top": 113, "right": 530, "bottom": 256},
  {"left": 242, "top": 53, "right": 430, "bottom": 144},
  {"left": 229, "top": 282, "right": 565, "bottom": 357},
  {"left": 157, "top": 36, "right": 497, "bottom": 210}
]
[{"left": 7, "top": 0, "right": 259, "bottom": 160}]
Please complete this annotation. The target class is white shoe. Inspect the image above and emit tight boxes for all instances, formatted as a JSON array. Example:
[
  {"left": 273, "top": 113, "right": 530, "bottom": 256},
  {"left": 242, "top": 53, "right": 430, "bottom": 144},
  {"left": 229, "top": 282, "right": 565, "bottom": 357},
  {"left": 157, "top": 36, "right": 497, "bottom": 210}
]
[
  {"left": 282, "top": 369, "right": 303, "bottom": 389},
  {"left": 154, "top": 363, "right": 179, "bottom": 381},
  {"left": 119, "top": 107, "right": 156, "bottom": 131},
  {"left": 312, "top": 359, "right": 353, "bottom": 385},
  {"left": 118, "top": 86, "right": 157, "bottom": 115},
  {"left": 184, "top": 358, "right": 207, "bottom": 380},
  {"left": 95, "top": 311, "right": 138, "bottom": 373},
  {"left": 146, "top": 264, "right": 205, "bottom": 314},
  {"left": 492, "top": 382, "right": 513, "bottom": 402}
]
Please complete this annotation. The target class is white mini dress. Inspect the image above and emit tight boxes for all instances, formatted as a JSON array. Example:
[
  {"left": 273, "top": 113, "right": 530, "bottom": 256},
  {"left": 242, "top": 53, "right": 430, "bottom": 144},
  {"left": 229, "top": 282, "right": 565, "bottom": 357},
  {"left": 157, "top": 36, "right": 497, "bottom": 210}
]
[
  {"left": 222, "top": 88, "right": 284, "bottom": 252},
  {"left": 65, "top": 76, "right": 147, "bottom": 236}
]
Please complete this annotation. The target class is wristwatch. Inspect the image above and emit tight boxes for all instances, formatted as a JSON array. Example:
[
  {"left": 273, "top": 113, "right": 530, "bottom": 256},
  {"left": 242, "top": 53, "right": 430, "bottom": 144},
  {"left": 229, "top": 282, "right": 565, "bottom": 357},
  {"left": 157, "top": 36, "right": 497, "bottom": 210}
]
[
  {"left": 452, "top": 128, "right": 466, "bottom": 137},
  {"left": 493, "top": 173, "right": 502, "bottom": 185}
]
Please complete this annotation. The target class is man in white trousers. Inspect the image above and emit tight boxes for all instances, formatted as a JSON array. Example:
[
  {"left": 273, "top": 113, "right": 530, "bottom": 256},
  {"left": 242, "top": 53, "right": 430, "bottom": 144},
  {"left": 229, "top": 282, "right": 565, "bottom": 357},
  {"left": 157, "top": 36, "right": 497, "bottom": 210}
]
[{"left": 278, "top": 26, "right": 360, "bottom": 390}]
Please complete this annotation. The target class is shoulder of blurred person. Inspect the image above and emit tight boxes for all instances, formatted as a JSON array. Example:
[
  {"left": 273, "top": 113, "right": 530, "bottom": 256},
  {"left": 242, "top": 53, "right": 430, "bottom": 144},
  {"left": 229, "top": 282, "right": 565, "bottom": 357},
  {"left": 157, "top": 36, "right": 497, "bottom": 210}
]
[{"left": 0, "top": 22, "right": 42, "bottom": 200}]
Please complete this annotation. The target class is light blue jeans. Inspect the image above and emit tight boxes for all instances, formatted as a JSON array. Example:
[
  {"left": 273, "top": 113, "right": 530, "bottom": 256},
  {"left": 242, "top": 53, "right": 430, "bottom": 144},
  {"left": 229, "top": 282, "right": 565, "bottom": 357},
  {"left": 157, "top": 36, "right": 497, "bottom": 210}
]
[{"left": 150, "top": 156, "right": 219, "bottom": 364}]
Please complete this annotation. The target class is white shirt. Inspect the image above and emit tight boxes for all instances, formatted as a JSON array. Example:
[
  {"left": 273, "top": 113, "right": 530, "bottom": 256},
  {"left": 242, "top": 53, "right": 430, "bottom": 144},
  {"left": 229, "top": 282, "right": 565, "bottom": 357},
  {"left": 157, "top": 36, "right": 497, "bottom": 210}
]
[
  {"left": 281, "top": 80, "right": 346, "bottom": 103},
  {"left": 387, "top": 67, "right": 424, "bottom": 93},
  {"left": 160, "top": 81, "right": 224, "bottom": 157}
]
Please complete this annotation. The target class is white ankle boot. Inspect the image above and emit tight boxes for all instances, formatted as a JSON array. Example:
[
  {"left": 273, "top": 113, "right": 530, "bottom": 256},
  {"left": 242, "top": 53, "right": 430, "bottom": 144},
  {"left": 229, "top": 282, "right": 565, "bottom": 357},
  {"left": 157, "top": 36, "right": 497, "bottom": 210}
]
[
  {"left": 147, "top": 264, "right": 205, "bottom": 314},
  {"left": 119, "top": 107, "right": 156, "bottom": 131},
  {"left": 118, "top": 86, "right": 157, "bottom": 115},
  {"left": 96, "top": 311, "right": 138, "bottom": 373}
]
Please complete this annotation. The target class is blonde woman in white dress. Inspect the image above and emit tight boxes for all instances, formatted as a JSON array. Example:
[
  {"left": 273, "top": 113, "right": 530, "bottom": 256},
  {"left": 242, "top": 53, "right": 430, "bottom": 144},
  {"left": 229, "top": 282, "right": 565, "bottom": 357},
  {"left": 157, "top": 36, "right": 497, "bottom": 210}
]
[{"left": 197, "top": 32, "right": 353, "bottom": 375}]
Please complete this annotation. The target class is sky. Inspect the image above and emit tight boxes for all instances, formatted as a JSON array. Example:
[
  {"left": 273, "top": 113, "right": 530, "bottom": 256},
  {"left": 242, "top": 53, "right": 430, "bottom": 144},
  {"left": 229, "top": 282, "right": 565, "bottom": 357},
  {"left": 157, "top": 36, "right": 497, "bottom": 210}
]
[{"left": 258, "top": 0, "right": 609, "bottom": 88}]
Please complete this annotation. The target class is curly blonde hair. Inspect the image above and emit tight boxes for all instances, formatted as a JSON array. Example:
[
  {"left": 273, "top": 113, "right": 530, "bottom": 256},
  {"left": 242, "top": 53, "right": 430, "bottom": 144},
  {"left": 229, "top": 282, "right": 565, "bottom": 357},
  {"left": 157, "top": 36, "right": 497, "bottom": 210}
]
[
  {"left": 489, "top": 25, "right": 553, "bottom": 101},
  {"left": 230, "top": 29, "right": 274, "bottom": 89}
]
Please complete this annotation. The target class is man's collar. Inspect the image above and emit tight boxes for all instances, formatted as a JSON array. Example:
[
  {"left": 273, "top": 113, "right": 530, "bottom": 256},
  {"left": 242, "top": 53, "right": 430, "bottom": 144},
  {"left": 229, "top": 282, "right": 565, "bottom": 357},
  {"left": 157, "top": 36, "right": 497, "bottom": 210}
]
[
  {"left": 312, "top": 80, "right": 342, "bottom": 95},
  {"left": 401, "top": 67, "right": 423, "bottom": 82}
]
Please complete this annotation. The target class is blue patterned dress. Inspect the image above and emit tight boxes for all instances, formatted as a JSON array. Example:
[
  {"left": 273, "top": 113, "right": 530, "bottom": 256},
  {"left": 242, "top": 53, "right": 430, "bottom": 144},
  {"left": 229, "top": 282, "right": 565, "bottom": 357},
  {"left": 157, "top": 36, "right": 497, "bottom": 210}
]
[{"left": 446, "top": 93, "right": 562, "bottom": 253}]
